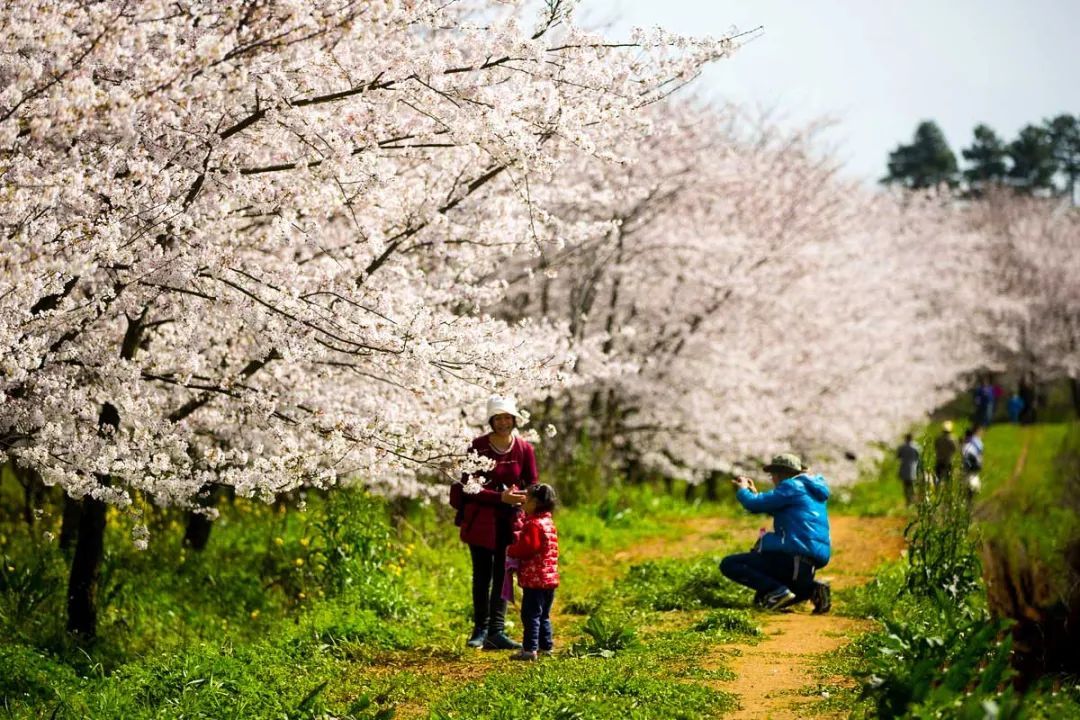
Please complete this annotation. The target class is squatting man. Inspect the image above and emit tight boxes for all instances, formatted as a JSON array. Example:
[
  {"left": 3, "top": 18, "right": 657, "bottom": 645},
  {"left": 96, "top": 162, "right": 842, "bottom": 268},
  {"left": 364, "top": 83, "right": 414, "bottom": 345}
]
[{"left": 719, "top": 453, "right": 832, "bottom": 613}]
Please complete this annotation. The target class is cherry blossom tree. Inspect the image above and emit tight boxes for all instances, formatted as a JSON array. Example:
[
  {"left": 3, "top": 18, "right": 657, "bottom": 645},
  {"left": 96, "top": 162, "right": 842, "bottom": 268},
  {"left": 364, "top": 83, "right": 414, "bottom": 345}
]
[
  {"left": 0, "top": 0, "right": 736, "bottom": 637},
  {"left": 966, "top": 191, "right": 1080, "bottom": 414},
  {"left": 495, "top": 104, "right": 982, "bottom": 483}
]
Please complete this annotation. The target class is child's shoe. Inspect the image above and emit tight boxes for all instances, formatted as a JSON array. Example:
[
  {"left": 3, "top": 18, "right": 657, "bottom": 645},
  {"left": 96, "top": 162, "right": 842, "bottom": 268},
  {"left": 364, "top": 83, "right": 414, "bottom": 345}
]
[
  {"left": 483, "top": 632, "right": 523, "bottom": 651},
  {"left": 761, "top": 586, "right": 798, "bottom": 610},
  {"left": 466, "top": 627, "right": 487, "bottom": 648},
  {"left": 538, "top": 648, "right": 554, "bottom": 657},
  {"left": 811, "top": 582, "right": 832, "bottom": 615},
  {"left": 509, "top": 650, "right": 538, "bottom": 661}
]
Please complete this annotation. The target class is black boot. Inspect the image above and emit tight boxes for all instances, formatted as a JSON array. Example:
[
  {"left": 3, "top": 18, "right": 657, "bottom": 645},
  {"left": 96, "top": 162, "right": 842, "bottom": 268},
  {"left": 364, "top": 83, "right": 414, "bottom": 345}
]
[
  {"left": 483, "top": 631, "right": 522, "bottom": 650},
  {"left": 466, "top": 626, "right": 487, "bottom": 648}
]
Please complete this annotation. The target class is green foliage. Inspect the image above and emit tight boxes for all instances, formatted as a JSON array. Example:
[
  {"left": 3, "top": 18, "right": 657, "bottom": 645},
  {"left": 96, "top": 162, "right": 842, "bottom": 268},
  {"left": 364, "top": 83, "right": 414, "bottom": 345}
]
[
  {"left": 568, "top": 611, "right": 639, "bottom": 657},
  {"left": 621, "top": 556, "right": 744, "bottom": 611},
  {"left": 692, "top": 608, "right": 760, "bottom": 638},
  {"left": 963, "top": 123, "right": 1009, "bottom": 190},
  {"left": 1007, "top": 124, "right": 1058, "bottom": 192},
  {"left": 0, "top": 549, "right": 65, "bottom": 631},
  {"left": 903, "top": 480, "right": 982, "bottom": 602},
  {"left": 844, "top": 423, "right": 1080, "bottom": 719},
  {"left": 882, "top": 120, "right": 958, "bottom": 189},
  {"left": 429, "top": 652, "right": 734, "bottom": 719}
]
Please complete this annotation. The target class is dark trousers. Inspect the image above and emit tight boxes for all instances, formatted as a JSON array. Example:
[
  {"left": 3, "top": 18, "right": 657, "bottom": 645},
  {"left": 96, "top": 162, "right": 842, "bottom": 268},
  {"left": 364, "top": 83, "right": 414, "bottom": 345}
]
[
  {"left": 520, "top": 587, "right": 555, "bottom": 652},
  {"left": 469, "top": 543, "right": 508, "bottom": 633},
  {"left": 720, "top": 551, "right": 817, "bottom": 599}
]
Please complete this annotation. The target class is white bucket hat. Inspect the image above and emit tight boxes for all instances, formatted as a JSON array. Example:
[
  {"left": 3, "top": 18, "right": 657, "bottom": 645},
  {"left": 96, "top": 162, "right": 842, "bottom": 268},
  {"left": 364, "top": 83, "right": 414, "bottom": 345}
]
[{"left": 486, "top": 395, "right": 522, "bottom": 421}]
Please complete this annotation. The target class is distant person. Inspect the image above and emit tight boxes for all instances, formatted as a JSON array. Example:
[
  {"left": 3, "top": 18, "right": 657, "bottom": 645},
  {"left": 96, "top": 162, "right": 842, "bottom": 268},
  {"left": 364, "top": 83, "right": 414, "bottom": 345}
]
[
  {"left": 961, "top": 426, "right": 985, "bottom": 500},
  {"left": 1007, "top": 393, "right": 1024, "bottom": 424},
  {"left": 1019, "top": 375, "right": 1037, "bottom": 425},
  {"left": 720, "top": 453, "right": 832, "bottom": 614},
  {"left": 895, "top": 433, "right": 921, "bottom": 505},
  {"left": 973, "top": 378, "right": 995, "bottom": 427},
  {"left": 506, "top": 484, "right": 560, "bottom": 661},
  {"left": 933, "top": 421, "right": 958, "bottom": 484}
]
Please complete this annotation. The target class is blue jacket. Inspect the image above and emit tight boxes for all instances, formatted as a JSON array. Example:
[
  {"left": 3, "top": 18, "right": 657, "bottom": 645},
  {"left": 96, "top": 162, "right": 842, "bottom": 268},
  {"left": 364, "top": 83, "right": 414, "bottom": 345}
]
[{"left": 736, "top": 474, "right": 831, "bottom": 567}]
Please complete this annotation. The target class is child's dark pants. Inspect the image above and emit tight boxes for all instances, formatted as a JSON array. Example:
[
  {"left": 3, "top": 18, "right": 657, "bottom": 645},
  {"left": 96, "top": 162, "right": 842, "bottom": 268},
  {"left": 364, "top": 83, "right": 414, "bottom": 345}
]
[
  {"left": 720, "top": 551, "right": 817, "bottom": 599},
  {"left": 520, "top": 587, "right": 555, "bottom": 652}
]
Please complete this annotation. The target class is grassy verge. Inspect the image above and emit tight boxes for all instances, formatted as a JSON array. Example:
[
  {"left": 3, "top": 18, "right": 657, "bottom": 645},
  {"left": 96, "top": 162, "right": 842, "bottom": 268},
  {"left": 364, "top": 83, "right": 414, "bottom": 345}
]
[
  {"left": 0, "top": 478, "right": 759, "bottom": 719},
  {"left": 821, "top": 419, "right": 1080, "bottom": 719}
]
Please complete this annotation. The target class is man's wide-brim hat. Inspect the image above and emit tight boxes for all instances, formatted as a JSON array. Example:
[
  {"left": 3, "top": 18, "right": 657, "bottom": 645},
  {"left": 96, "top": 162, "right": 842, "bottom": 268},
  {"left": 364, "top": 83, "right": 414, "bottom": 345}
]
[
  {"left": 763, "top": 453, "right": 805, "bottom": 474},
  {"left": 486, "top": 395, "right": 522, "bottom": 421}
]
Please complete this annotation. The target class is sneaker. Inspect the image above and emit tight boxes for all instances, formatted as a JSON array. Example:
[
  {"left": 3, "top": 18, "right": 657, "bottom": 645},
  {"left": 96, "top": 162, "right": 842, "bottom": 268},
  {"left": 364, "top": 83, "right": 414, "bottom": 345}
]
[
  {"left": 483, "top": 632, "right": 523, "bottom": 651},
  {"left": 509, "top": 650, "right": 538, "bottom": 661},
  {"left": 811, "top": 582, "right": 832, "bottom": 615},
  {"left": 538, "top": 649, "right": 554, "bottom": 657},
  {"left": 466, "top": 627, "right": 487, "bottom": 648},
  {"left": 761, "top": 587, "right": 798, "bottom": 610}
]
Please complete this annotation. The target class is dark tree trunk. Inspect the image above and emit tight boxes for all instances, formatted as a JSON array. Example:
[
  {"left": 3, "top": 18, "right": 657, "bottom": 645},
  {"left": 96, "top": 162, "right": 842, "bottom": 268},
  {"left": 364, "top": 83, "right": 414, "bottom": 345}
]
[
  {"left": 65, "top": 311, "right": 147, "bottom": 640},
  {"left": 704, "top": 471, "right": 721, "bottom": 502},
  {"left": 59, "top": 494, "right": 82, "bottom": 554},
  {"left": 1071, "top": 376, "right": 1080, "bottom": 419},
  {"left": 183, "top": 509, "right": 214, "bottom": 551},
  {"left": 183, "top": 484, "right": 220, "bottom": 551},
  {"left": 66, "top": 495, "right": 106, "bottom": 640}
]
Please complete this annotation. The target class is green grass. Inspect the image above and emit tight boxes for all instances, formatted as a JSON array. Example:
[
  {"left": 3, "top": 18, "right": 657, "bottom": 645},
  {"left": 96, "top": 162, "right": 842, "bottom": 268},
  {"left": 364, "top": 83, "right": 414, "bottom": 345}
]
[{"left": 0, "top": 476, "right": 761, "bottom": 719}]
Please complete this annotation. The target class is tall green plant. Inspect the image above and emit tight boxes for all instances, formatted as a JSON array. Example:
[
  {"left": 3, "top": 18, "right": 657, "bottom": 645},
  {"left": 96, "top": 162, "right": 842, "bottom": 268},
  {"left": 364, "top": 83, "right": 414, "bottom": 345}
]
[{"left": 904, "top": 476, "right": 982, "bottom": 604}]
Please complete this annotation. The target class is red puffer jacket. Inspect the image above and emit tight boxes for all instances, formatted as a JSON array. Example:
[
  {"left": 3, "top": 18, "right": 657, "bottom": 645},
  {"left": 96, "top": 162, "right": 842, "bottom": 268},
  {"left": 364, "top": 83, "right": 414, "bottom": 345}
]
[{"left": 507, "top": 513, "right": 559, "bottom": 589}]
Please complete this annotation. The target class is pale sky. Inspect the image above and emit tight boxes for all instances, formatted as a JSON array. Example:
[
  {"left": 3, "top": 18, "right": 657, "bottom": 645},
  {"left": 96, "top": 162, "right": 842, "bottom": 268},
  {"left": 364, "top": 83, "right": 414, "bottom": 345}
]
[{"left": 584, "top": 0, "right": 1080, "bottom": 183}]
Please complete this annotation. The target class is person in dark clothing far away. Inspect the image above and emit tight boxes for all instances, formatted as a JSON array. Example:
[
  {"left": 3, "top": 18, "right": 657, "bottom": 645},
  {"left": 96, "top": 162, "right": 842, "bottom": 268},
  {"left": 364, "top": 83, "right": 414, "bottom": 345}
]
[
  {"left": 896, "top": 433, "right": 921, "bottom": 505},
  {"left": 933, "top": 421, "right": 958, "bottom": 484},
  {"left": 720, "top": 453, "right": 832, "bottom": 614}
]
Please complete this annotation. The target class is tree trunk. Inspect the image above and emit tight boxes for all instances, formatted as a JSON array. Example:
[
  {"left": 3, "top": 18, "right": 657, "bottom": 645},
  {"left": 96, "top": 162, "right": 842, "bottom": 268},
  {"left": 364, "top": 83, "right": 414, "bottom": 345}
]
[
  {"left": 183, "top": 509, "right": 214, "bottom": 551},
  {"left": 59, "top": 493, "right": 82, "bottom": 554},
  {"left": 1071, "top": 376, "right": 1080, "bottom": 419},
  {"left": 66, "top": 495, "right": 106, "bottom": 639},
  {"left": 704, "top": 471, "right": 720, "bottom": 502},
  {"left": 183, "top": 484, "right": 220, "bottom": 551}
]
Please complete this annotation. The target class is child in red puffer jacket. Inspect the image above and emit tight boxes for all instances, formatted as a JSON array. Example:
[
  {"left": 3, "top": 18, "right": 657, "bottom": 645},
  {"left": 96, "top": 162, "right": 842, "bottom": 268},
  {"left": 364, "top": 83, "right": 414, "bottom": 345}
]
[{"left": 506, "top": 484, "right": 559, "bottom": 661}]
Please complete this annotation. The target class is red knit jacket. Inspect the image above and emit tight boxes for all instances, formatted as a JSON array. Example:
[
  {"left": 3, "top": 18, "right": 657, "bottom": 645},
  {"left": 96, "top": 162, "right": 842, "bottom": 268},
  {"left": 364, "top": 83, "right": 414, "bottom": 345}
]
[
  {"left": 458, "top": 434, "right": 537, "bottom": 550},
  {"left": 507, "top": 512, "right": 559, "bottom": 589}
]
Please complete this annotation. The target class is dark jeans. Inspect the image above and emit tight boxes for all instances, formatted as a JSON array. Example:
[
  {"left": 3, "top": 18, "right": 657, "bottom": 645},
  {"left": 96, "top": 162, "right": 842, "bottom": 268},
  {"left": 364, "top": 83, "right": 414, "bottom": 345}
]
[
  {"left": 469, "top": 543, "right": 509, "bottom": 633},
  {"left": 520, "top": 587, "right": 555, "bottom": 652},
  {"left": 901, "top": 477, "right": 915, "bottom": 505},
  {"left": 720, "top": 551, "right": 817, "bottom": 599}
]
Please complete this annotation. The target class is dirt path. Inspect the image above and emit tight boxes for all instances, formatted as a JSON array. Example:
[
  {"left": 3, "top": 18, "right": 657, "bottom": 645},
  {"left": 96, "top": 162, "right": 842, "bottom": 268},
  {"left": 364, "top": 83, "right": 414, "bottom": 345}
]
[{"left": 711, "top": 515, "right": 907, "bottom": 719}]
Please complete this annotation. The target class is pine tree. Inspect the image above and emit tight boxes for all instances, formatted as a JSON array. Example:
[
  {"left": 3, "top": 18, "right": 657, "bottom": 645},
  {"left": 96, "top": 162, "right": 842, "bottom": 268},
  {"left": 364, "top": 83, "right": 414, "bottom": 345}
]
[
  {"left": 1046, "top": 114, "right": 1080, "bottom": 203},
  {"left": 882, "top": 121, "right": 959, "bottom": 189},
  {"left": 961, "top": 124, "right": 1007, "bottom": 195},
  {"left": 1006, "top": 124, "right": 1057, "bottom": 194}
]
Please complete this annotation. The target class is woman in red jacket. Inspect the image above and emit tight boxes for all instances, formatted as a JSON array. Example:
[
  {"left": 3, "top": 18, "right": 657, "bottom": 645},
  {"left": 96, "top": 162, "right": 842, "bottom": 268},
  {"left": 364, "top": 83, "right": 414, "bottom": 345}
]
[
  {"left": 459, "top": 396, "right": 538, "bottom": 650},
  {"left": 507, "top": 483, "right": 559, "bottom": 661}
]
